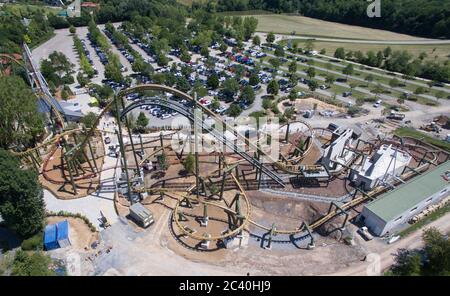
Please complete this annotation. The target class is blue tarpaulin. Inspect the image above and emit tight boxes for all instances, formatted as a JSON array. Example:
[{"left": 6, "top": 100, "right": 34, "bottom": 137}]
[{"left": 43, "top": 220, "right": 70, "bottom": 250}]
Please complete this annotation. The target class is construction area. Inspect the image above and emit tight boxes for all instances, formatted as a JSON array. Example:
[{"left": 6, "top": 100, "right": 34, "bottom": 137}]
[
  {"left": 7, "top": 44, "right": 450, "bottom": 275},
  {"left": 11, "top": 80, "right": 449, "bottom": 274}
]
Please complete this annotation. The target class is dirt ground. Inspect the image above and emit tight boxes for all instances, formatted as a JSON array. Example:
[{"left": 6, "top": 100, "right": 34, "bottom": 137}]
[
  {"left": 279, "top": 97, "right": 346, "bottom": 115},
  {"left": 46, "top": 216, "right": 98, "bottom": 252},
  {"left": 39, "top": 135, "right": 105, "bottom": 200}
]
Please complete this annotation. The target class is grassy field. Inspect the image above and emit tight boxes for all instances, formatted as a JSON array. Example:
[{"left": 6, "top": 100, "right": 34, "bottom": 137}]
[
  {"left": 231, "top": 13, "right": 426, "bottom": 41},
  {"left": 394, "top": 127, "right": 450, "bottom": 152},
  {"left": 1, "top": 3, "right": 62, "bottom": 15},
  {"left": 284, "top": 39, "right": 450, "bottom": 62},
  {"left": 399, "top": 203, "right": 450, "bottom": 238}
]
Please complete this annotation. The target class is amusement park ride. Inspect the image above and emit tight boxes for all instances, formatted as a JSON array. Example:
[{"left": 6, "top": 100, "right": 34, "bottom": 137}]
[{"left": 5, "top": 44, "right": 450, "bottom": 251}]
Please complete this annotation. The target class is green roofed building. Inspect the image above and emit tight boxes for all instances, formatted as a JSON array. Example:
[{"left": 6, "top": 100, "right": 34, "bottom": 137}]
[{"left": 360, "top": 161, "right": 450, "bottom": 236}]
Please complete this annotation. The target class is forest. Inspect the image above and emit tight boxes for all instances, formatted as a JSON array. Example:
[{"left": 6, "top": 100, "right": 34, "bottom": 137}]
[{"left": 210, "top": 0, "right": 450, "bottom": 39}]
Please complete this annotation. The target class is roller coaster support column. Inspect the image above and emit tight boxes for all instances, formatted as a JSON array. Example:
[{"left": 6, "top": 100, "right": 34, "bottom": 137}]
[
  {"left": 301, "top": 222, "right": 315, "bottom": 249},
  {"left": 120, "top": 96, "right": 140, "bottom": 172},
  {"left": 28, "top": 153, "right": 40, "bottom": 172},
  {"left": 418, "top": 151, "right": 429, "bottom": 166},
  {"left": 73, "top": 133, "right": 95, "bottom": 174},
  {"left": 285, "top": 122, "right": 290, "bottom": 143},
  {"left": 194, "top": 92, "right": 200, "bottom": 200},
  {"left": 86, "top": 134, "right": 98, "bottom": 173},
  {"left": 139, "top": 133, "right": 144, "bottom": 156},
  {"left": 114, "top": 95, "right": 132, "bottom": 202},
  {"left": 265, "top": 224, "right": 276, "bottom": 250},
  {"left": 63, "top": 153, "right": 77, "bottom": 195},
  {"left": 159, "top": 132, "right": 164, "bottom": 148},
  {"left": 327, "top": 202, "right": 349, "bottom": 230},
  {"left": 218, "top": 153, "right": 223, "bottom": 177},
  {"left": 201, "top": 204, "right": 209, "bottom": 227},
  {"left": 233, "top": 194, "right": 244, "bottom": 229}
]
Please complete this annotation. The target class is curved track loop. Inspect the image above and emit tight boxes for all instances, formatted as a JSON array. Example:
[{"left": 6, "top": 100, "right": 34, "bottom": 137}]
[{"left": 278, "top": 120, "right": 315, "bottom": 163}]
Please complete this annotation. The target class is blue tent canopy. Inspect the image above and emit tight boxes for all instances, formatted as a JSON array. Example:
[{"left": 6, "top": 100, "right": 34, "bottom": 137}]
[{"left": 44, "top": 220, "right": 70, "bottom": 250}]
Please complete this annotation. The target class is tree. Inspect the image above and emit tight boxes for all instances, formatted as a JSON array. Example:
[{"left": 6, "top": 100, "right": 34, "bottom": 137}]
[
  {"left": 183, "top": 153, "right": 195, "bottom": 174},
  {"left": 266, "top": 32, "right": 275, "bottom": 44},
  {"left": 0, "top": 149, "right": 45, "bottom": 237},
  {"left": 414, "top": 86, "right": 425, "bottom": 95},
  {"left": 211, "top": 98, "right": 220, "bottom": 110},
  {"left": 249, "top": 73, "right": 260, "bottom": 86},
  {"left": 262, "top": 98, "right": 272, "bottom": 109},
  {"left": 304, "top": 39, "right": 314, "bottom": 53},
  {"left": 342, "top": 64, "right": 354, "bottom": 80},
  {"left": 435, "top": 91, "right": 445, "bottom": 101},
  {"left": 200, "top": 46, "right": 209, "bottom": 58},
  {"left": 0, "top": 76, "right": 44, "bottom": 149},
  {"left": 243, "top": 17, "right": 258, "bottom": 40},
  {"left": 219, "top": 42, "right": 227, "bottom": 53},
  {"left": 390, "top": 249, "right": 422, "bottom": 276},
  {"left": 40, "top": 51, "right": 75, "bottom": 87},
  {"left": 288, "top": 88, "right": 298, "bottom": 101},
  {"left": 306, "top": 67, "right": 316, "bottom": 79},
  {"left": 207, "top": 73, "right": 219, "bottom": 89},
  {"left": 349, "top": 82, "right": 358, "bottom": 93},
  {"left": 176, "top": 76, "right": 190, "bottom": 93},
  {"left": 325, "top": 74, "right": 335, "bottom": 87},
  {"left": 334, "top": 47, "right": 345, "bottom": 59},
  {"left": 274, "top": 46, "right": 285, "bottom": 57},
  {"left": 241, "top": 85, "right": 255, "bottom": 105},
  {"left": 308, "top": 80, "right": 319, "bottom": 92},
  {"left": 180, "top": 50, "right": 191, "bottom": 63},
  {"left": 136, "top": 112, "right": 149, "bottom": 132},
  {"left": 77, "top": 72, "right": 89, "bottom": 87},
  {"left": 422, "top": 227, "right": 450, "bottom": 276},
  {"left": 12, "top": 250, "right": 55, "bottom": 276},
  {"left": 81, "top": 112, "right": 97, "bottom": 129},
  {"left": 389, "top": 78, "right": 400, "bottom": 89},
  {"left": 288, "top": 61, "right": 297, "bottom": 74},
  {"left": 389, "top": 228, "right": 450, "bottom": 276},
  {"left": 227, "top": 104, "right": 242, "bottom": 117},
  {"left": 268, "top": 57, "right": 281, "bottom": 70},
  {"left": 252, "top": 35, "right": 260, "bottom": 46},
  {"left": 69, "top": 25, "right": 76, "bottom": 34},
  {"left": 365, "top": 74, "right": 375, "bottom": 86},
  {"left": 105, "top": 62, "right": 124, "bottom": 83},
  {"left": 267, "top": 79, "right": 279, "bottom": 96},
  {"left": 157, "top": 153, "right": 168, "bottom": 171},
  {"left": 383, "top": 46, "right": 392, "bottom": 58},
  {"left": 222, "top": 78, "right": 239, "bottom": 100},
  {"left": 289, "top": 73, "right": 298, "bottom": 87},
  {"left": 372, "top": 83, "right": 384, "bottom": 99}
]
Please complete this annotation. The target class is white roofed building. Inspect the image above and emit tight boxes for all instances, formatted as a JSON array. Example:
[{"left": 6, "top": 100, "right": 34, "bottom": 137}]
[{"left": 350, "top": 144, "right": 411, "bottom": 191}]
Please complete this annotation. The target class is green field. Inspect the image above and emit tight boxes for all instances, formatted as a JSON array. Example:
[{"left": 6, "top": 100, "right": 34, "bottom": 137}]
[
  {"left": 228, "top": 13, "right": 426, "bottom": 41},
  {"left": 1, "top": 3, "right": 62, "bottom": 15},
  {"left": 394, "top": 127, "right": 450, "bottom": 152},
  {"left": 284, "top": 39, "right": 450, "bottom": 63}
]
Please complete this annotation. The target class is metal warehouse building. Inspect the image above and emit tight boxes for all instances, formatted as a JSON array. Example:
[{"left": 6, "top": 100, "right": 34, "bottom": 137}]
[{"left": 360, "top": 161, "right": 450, "bottom": 236}]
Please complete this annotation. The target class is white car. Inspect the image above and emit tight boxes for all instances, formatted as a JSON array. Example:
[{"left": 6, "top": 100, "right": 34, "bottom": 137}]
[
  {"left": 161, "top": 113, "right": 171, "bottom": 119},
  {"left": 215, "top": 105, "right": 228, "bottom": 114}
]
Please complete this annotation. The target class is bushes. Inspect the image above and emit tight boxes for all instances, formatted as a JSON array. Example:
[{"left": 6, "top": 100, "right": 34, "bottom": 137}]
[
  {"left": 46, "top": 211, "right": 97, "bottom": 232},
  {"left": 21, "top": 232, "right": 43, "bottom": 251}
]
